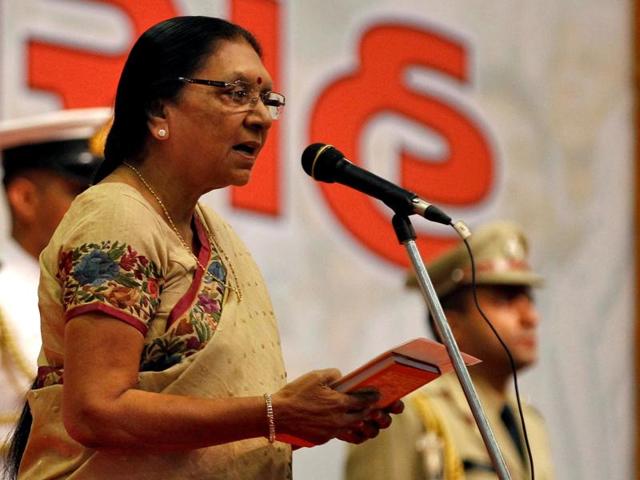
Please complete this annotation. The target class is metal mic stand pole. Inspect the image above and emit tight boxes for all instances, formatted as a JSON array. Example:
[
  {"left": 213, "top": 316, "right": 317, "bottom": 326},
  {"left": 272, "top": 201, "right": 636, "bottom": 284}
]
[{"left": 392, "top": 214, "right": 511, "bottom": 480}]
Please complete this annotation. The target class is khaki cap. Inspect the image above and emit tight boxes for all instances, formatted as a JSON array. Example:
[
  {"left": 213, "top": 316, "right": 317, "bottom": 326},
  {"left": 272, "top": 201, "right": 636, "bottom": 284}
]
[{"left": 407, "top": 221, "right": 543, "bottom": 296}]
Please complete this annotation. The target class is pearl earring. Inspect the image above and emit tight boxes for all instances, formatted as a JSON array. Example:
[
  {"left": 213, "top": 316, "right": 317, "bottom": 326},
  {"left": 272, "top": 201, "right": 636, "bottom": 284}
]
[{"left": 158, "top": 128, "right": 167, "bottom": 138}]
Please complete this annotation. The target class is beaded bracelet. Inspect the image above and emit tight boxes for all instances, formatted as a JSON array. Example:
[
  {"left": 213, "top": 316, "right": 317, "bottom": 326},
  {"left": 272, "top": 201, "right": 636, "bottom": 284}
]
[{"left": 264, "top": 393, "right": 276, "bottom": 443}]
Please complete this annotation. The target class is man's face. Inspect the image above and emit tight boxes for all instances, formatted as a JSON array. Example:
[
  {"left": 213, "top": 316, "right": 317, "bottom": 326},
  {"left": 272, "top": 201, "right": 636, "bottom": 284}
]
[
  {"left": 32, "top": 172, "right": 87, "bottom": 253},
  {"left": 39, "top": 174, "right": 86, "bottom": 235},
  {"left": 449, "top": 285, "right": 539, "bottom": 373}
]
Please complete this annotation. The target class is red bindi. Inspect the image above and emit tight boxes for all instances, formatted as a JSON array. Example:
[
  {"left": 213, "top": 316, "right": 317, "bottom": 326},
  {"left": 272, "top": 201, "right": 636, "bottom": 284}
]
[{"left": 256, "top": 77, "right": 263, "bottom": 85}]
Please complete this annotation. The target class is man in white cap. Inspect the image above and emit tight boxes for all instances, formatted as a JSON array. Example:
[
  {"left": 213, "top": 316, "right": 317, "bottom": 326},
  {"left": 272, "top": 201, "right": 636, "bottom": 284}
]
[
  {"left": 0, "top": 108, "right": 110, "bottom": 447},
  {"left": 345, "top": 221, "right": 555, "bottom": 479}
]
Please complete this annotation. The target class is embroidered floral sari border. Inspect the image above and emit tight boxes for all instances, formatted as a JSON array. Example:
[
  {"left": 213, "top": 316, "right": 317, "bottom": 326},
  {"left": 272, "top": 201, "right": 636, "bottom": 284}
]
[{"left": 166, "top": 213, "right": 212, "bottom": 327}]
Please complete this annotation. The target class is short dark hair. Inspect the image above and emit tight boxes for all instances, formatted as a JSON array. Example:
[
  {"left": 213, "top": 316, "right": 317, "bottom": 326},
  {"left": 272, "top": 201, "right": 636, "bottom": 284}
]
[
  {"left": 2, "top": 139, "right": 101, "bottom": 187},
  {"left": 95, "top": 16, "right": 262, "bottom": 182}
]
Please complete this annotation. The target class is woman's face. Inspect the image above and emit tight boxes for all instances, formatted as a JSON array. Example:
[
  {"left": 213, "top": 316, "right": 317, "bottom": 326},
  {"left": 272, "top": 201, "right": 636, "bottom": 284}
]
[{"left": 164, "top": 39, "right": 274, "bottom": 191}]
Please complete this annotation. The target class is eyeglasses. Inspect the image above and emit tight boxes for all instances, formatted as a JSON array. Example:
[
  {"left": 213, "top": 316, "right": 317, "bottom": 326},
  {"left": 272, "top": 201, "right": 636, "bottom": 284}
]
[{"left": 178, "top": 77, "right": 286, "bottom": 120}]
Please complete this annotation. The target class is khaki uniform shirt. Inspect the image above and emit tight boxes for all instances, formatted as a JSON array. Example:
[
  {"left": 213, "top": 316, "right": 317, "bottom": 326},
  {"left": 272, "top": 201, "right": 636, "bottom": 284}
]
[{"left": 345, "top": 372, "right": 555, "bottom": 480}]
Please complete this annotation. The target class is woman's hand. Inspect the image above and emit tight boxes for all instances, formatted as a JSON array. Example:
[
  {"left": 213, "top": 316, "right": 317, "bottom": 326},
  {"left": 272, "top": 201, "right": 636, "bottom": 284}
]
[
  {"left": 336, "top": 395, "right": 404, "bottom": 444},
  {"left": 272, "top": 370, "right": 403, "bottom": 446}
]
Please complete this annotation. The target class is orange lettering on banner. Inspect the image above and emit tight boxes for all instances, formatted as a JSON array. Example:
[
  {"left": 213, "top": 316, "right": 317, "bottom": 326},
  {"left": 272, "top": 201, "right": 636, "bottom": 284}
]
[
  {"left": 230, "top": 0, "right": 282, "bottom": 216},
  {"left": 28, "top": 1, "right": 179, "bottom": 108},
  {"left": 309, "top": 24, "right": 494, "bottom": 267}
]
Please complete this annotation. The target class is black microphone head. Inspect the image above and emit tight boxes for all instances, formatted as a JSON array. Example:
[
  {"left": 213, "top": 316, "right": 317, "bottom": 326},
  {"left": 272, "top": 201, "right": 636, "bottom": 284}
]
[{"left": 301, "top": 143, "right": 346, "bottom": 182}]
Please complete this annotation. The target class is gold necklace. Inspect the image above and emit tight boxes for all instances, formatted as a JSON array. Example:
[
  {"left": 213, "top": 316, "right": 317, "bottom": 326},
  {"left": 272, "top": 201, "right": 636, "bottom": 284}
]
[{"left": 123, "top": 162, "right": 242, "bottom": 301}]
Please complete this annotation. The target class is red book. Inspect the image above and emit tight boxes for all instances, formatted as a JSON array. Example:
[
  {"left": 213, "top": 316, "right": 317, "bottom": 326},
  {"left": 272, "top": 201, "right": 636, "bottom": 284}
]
[{"left": 278, "top": 338, "right": 480, "bottom": 447}]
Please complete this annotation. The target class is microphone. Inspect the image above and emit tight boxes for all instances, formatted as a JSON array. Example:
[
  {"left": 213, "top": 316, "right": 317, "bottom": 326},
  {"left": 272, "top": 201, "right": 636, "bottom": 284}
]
[{"left": 301, "top": 143, "right": 452, "bottom": 225}]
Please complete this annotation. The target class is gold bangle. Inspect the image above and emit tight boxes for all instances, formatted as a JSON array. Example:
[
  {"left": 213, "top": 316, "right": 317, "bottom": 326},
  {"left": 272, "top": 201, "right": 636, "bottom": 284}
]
[{"left": 264, "top": 393, "right": 276, "bottom": 443}]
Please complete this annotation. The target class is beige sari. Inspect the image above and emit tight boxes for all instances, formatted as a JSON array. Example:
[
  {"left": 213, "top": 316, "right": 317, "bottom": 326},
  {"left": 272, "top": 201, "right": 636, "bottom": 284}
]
[{"left": 19, "top": 183, "right": 292, "bottom": 479}]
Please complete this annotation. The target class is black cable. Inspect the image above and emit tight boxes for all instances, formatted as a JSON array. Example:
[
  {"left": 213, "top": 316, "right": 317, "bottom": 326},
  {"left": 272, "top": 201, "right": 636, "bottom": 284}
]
[{"left": 459, "top": 232, "right": 536, "bottom": 480}]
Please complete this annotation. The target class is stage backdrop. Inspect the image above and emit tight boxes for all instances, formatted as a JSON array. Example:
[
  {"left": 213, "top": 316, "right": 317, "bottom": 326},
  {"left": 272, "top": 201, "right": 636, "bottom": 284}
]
[{"left": 0, "top": 1, "right": 634, "bottom": 479}]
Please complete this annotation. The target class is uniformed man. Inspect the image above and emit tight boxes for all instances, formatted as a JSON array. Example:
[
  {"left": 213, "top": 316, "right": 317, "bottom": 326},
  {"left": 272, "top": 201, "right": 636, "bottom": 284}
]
[
  {"left": 0, "top": 108, "right": 109, "bottom": 447},
  {"left": 345, "top": 221, "right": 555, "bottom": 479}
]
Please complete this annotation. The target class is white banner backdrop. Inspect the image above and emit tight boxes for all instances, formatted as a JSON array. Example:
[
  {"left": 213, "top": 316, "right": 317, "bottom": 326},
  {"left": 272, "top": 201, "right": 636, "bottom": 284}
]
[{"left": 0, "top": 1, "right": 633, "bottom": 479}]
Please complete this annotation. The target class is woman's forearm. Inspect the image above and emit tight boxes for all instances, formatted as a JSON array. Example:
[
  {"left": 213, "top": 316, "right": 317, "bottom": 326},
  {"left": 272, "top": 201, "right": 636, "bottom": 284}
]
[{"left": 64, "top": 389, "right": 270, "bottom": 450}]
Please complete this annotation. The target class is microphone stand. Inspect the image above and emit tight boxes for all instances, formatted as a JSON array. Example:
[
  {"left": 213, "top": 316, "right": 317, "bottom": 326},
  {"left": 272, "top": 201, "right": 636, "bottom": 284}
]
[{"left": 392, "top": 214, "right": 512, "bottom": 480}]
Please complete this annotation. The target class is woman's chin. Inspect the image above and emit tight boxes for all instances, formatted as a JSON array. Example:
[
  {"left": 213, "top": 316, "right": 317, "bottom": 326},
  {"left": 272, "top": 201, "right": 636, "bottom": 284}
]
[{"left": 231, "top": 173, "right": 252, "bottom": 187}]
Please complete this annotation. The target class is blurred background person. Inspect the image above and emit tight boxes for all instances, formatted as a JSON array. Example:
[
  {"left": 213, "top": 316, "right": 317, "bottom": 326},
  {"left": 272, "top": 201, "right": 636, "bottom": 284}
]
[
  {"left": 0, "top": 107, "right": 109, "bottom": 450},
  {"left": 345, "top": 221, "right": 555, "bottom": 479}
]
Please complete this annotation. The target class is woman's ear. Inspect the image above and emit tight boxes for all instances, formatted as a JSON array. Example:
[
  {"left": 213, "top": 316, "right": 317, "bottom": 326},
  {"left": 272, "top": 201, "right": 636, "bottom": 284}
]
[{"left": 146, "top": 100, "right": 169, "bottom": 140}]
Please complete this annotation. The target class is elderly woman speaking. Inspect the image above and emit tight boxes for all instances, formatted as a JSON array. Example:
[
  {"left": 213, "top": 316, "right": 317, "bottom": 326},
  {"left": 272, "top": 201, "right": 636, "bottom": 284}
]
[{"left": 7, "top": 16, "right": 401, "bottom": 480}]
